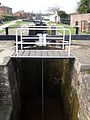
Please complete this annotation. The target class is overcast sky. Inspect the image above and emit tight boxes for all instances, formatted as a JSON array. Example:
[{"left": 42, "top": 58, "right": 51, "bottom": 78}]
[{"left": 0, "top": 0, "right": 80, "bottom": 13}]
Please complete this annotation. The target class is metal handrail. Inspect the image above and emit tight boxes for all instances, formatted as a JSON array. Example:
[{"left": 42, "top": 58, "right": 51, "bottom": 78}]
[{"left": 16, "top": 26, "right": 71, "bottom": 57}]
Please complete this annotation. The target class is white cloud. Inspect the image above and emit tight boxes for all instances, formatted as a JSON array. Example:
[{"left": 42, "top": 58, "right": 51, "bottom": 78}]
[{"left": 0, "top": 0, "right": 80, "bottom": 13}]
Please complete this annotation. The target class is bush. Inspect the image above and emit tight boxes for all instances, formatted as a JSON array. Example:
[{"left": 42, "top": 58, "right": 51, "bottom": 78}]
[{"left": 0, "top": 15, "right": 17, "bottom": 22}]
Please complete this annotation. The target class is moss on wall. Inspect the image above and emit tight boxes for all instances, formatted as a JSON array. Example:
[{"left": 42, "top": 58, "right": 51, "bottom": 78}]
[
  {"left": 61, "top": 59, "right": 79, "bottom": 120},
  {"left": 70, "top": 87, "right": 79, "bottom": 120}
]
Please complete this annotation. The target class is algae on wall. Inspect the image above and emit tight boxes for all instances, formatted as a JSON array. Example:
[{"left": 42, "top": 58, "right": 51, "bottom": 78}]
[
  {"left": 70, "top": 87, "right": 79, "bottom": 120},
  {"left": 61, "top": 59, "right": 79, "bottom": 120},
  {"left": 45, "top": 59, "right": 79, "bottom": 120}
]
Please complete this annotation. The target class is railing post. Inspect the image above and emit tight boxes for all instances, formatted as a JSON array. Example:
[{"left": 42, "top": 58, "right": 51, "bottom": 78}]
[
  {"left": 16, "top": 29, "right": 18, "bottom": 56},
  {"left": 43, "top": 34, "right": 47, "bottom": 46},
  {"left": 75, "top": 21, "right": 79, "bottom": 35},
  {"left": 76, "top": 26, "right": 79, "bottom": 35},
  {"left": 62, "top": 28, "right": 65, "bottom": 49},
  {"left": 37, "top": 34, "right": 43, "bottom": 46},
  {"left": 51, "top": 24, "right": 56, "bottom": 43},
  {"left": 5, "top": 27, "right": 8, "bottom": 35},
  {"left": 51, "top": 25, "right": 56, "bottom": 35},
  {"left": 68, "top": 29, "right": 71, "bottom": 57},
  {"left": 20, "top": 28, "right": 23, "bottom": 50}
]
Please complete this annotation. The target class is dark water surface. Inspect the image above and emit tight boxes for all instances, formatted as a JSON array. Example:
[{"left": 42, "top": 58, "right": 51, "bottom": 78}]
[{"left": 23, "top": 97, "right": 63, "bottom": 120}]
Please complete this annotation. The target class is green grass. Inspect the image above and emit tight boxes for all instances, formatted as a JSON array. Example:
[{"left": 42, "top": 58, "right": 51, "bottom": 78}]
[
  {"left": 0, "top": 20, "right": 30, "bottom": 34},
  {"left": 85, "top": 31, "right": 90, "bottom": 34},
  {"left": 1, "top": 20, "right": 90, "bottom": 35},
  {"left": 9, "top": 21, "right": 22, "bottom": 27},
  {"left": 56, "top": 23, "right": 84, "bottom": 35},
  {"left": 9, "top": 21, "right": 30, "bottom": 28},
  {"left": 87, "top": 70, "right": 90, "bottom": 74},
  {"left": 7, "top": 20, "right": 30, "bottom": 31},
  {"left": 48, "top": 22, "right": 88, "bottom": 35},
  {"left": 84, "top": 70, "right": 90, "bottom": 74},
  {"left": 0, "top": 20, "right": 15, "bottom": 26},
  {"left": 0, "top": 29, "right": 5, "bottom": 34},
  {"left": 4, "top": 21, "right": 12, "bottom": 24}
]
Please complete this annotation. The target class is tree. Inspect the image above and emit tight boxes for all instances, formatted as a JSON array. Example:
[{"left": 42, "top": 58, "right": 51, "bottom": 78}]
[
  {"left": 47, "top": 5, "right": 60, "bottom": 14},
  {"left": 58, "top": 10, "right": 70, "bottom": 19},
  {"left": 77, "top": 0, "right": 90, "bottom": 13},
  {"left": 58, "top": 10, "right": 70, "bottom": 25}
]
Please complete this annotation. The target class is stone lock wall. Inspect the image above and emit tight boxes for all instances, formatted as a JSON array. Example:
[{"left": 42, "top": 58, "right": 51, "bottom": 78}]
[
  {"left": 8, "top": 60, "right": 21, "bottom": 120},
  {"left": 61, "top": 59, "right": 90, "bottom": 120},
  {"left": 71, "top": 63, "right": 90, "bottom": 120},
  {"left": 0, "top": 65, "right": 12, "bottom": 106},
  {"left": 0, "top": 59, "right": 21, "bottom": 120},
  {"left": 0, "top": 57, "right": 90, "bottom": 120},
  {"left": 61, "top": 59, "right": 79, "bottom": 120}
]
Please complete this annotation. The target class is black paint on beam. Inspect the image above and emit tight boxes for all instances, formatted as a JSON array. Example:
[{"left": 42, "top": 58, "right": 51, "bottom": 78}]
[{"left": 0, "top": 35, "right": 90, "bottom": 41}]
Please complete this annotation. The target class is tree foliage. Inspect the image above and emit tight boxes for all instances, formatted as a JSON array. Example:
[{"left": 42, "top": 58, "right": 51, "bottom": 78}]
[
  {"left": 77, "top": 0, "right": 90, "bottom": 13},
  {"left": 58, "top": 10, "right": 70, "bottom": 19}
]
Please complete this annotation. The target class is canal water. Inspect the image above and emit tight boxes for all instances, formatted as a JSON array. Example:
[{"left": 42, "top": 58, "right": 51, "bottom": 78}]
[{"left": 19, "top": 59, "right": 64, "bottom": 120}]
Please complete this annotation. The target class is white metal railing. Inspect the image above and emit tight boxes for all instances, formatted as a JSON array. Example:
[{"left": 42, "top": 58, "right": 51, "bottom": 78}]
[{"left": 15, "top": 26, "right": 71, "bottom": 57}]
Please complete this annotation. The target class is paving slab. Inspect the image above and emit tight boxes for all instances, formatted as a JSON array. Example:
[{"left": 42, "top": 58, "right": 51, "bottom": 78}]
[
  {"left": 71, "top": 41, "right": 90, "bottom": 72},
  {"left": 0, "top": 41, "right": 15, "bottom": 65}
]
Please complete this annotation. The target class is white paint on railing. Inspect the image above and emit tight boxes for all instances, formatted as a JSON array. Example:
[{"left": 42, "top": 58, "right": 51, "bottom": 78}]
[
  {"left": 37, "top": 34, "right": 43, "bottom": 46},
  {"left": 43, "top": 34, "right": 47, "bottom": 46},
  {"left": 15, "top": 26, "right": 71, "bottom": 57}
]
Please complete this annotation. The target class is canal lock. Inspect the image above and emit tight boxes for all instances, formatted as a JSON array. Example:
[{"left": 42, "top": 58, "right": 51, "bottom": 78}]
[{"left": 8, "top": 58, "right": 79, "bottom": 120}]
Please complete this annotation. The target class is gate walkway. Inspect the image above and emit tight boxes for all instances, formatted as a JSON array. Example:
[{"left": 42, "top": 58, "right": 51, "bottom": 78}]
[
  {"left": 12, "top": 50, "right": 74, "bottom": 59},
  {"left": 11, "top": 26, "right": 74, "bottom": 59}
]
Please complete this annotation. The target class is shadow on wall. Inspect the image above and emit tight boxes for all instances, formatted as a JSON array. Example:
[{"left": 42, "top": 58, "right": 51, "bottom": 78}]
[{"left": 61, "top": 59, "right": 79, "bottom": 120}]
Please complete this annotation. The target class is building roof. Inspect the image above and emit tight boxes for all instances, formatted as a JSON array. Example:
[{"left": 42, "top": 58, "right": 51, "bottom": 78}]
[{"left": 0, "top": 3, "right": 12, "bottom": 9}]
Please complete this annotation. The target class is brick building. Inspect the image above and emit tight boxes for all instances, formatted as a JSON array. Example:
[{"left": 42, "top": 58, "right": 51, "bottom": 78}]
[
  {"left": 70, "top": 13, "right": 90, "bottom": 32},
  {"left": 0, "top": 3, "right": 12, "bottom": 16},
  {"left": 15, "top": 11, "right": 31, "bottom": 19}
]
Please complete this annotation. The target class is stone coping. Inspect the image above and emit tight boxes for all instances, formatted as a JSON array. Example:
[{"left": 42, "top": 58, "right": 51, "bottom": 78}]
[
  {"left": 71, "top": 44, "right": 90, "bottom": 72},
  {"left": 0, "top": 41, "right": 15, "bottom": 66}
]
